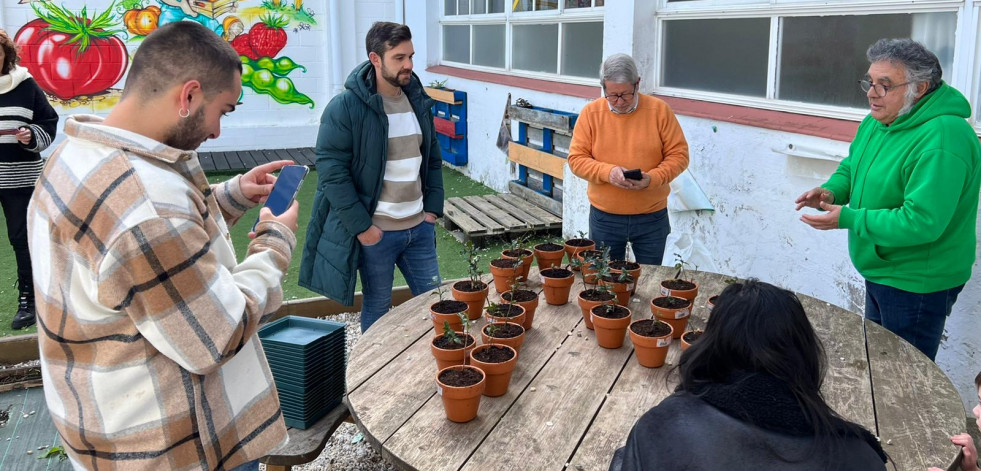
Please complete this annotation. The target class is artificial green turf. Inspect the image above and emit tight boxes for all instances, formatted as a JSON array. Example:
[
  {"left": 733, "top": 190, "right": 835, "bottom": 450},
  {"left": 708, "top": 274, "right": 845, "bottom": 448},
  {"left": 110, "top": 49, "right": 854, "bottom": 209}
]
[{"left": 0, "top": 166, "right": 556, "bottom": 337}]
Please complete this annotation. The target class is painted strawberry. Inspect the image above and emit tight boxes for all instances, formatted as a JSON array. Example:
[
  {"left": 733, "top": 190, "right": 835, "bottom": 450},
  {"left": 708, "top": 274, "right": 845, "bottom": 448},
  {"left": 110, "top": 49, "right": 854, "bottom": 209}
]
[
  {"left": 248, "top": 15, "right": 288, "bottom": 59},
  {"left": 231, "top": 33, "right": 257, "bottom": 60}
]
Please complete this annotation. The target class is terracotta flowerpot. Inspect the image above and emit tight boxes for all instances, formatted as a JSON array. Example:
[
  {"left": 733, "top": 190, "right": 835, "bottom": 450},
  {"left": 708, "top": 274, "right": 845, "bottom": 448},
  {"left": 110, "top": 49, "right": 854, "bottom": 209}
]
[
  {"left": 590, "top": 304, "right": 633, "bottom": 349},
  {"left": 681, "top": 330, "right": 703, "bottom": 351},
  {"left": 430, "top": 300, "right": 469, "bottom": 332},
  {"left": 502, "top": 289, "right": 540, "bottom": 331},
  {"left": 452, "top": 280, "right": 490, "bottom": 321},
  {"left": 468, "top": 344, "right": 518, "bottom": 397},
  {"left": 660, "top": 279, "right": 699, "bottom": 304},
  {"left": 489, "top": 258, "right": 522, "bottom": 294},
  {"left": 629, "top": 319, "right": 674, "bottom": 368},
  {"left": 431, "top": 333, "right": 477, "bottom": 371},
  {"left": 599, "top": 274, "right": 634, "bottom": 307},
  {"left": 651, "top": 296, "right": 692, "bottom": 340},
  {"left": 707, "top": 295, "right": 719, "bottom": 312},
  {"left": 481, "top": 322, "right": 526, "bottom": 355},
  {"left": 576, "top": 250, "right": 603, "bottom": 284},
  {"left": 564, "top": 238, "right": 595, "bottom": 270},
  {"left": 436, "top": 365, "right": 486, "bottom": 423},
  {"left": 501, "top": 248, "right": 534, "bottom": 281},
  {"left": 485, "top": 303, "right": 526, "bottom": 327},
  {"left": 610, "top": 260, "right": 642, "bottom": 295},
  {"left": 540, "top": 267, "right": 575, "bottom": 305},
  {"left": 533, "top": 243, "right": 566, "bottom": 270},
  {"left": 578, "top": 289, "right": 616, "bottom": 330}
]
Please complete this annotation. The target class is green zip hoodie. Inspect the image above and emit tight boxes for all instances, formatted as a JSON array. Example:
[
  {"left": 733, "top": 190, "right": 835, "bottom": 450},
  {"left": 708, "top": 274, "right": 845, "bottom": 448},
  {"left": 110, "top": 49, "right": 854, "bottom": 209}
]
[{"left": 822, "top": 82, "right": 981, "bottom": 293}]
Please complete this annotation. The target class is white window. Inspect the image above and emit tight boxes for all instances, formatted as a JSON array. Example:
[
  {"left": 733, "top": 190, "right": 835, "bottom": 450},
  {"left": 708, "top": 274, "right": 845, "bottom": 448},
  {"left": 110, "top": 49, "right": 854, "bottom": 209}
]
[
  {"left": 655, "top": 0, "right": 969, "bottom": 122},
  {"left": 440, "top": 0, "right": 604, "bottom": 83}
]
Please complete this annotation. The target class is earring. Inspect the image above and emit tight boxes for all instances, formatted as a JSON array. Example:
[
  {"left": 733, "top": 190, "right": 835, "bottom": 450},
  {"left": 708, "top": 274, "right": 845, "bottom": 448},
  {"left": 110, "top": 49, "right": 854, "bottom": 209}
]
[{"left": 178, "top": 108, "right": 190, "bottom": 118}]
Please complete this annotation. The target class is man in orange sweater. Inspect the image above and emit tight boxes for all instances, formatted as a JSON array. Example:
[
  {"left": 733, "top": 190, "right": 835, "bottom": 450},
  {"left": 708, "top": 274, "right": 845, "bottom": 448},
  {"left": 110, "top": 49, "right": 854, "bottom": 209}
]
[{"left": 568, "top": 53, "right": 689, "bottom": 264}]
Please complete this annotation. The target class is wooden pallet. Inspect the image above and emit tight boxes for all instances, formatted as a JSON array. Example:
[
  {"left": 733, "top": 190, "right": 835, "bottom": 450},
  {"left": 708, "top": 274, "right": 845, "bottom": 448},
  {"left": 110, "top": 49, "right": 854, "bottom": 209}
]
[
  {"left": 442, "top": 194, "right": 562, "bottom": 244},
  {"left": 197, "top": 147, "right": 317, "bottom": 172}
]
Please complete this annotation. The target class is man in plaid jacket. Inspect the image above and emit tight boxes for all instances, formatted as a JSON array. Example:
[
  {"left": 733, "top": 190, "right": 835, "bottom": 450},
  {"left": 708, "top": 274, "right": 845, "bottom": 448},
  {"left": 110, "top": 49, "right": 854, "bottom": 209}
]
[{"left": 27, "top": 22, "right": 298, "bottom": 470}]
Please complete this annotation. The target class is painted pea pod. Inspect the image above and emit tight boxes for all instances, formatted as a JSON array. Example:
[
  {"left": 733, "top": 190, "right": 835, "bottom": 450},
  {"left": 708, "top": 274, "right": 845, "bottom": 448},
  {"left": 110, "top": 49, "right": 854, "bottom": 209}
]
[
  {"left": 256, "top": 56, "right": 307, "bottom": 75},
  {"left": 267, "top": 76, "right": 314, "bottom": 107}
]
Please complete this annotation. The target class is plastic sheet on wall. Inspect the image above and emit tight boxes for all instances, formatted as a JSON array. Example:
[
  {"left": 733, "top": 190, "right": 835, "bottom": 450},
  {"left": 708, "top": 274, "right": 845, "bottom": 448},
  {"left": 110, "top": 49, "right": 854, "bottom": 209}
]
[
  {"left": 668, "top": 169, "right": 714, "bottom": 212},
  {"left": 662, "top": 232, "right": 719, "bottom": 273}
]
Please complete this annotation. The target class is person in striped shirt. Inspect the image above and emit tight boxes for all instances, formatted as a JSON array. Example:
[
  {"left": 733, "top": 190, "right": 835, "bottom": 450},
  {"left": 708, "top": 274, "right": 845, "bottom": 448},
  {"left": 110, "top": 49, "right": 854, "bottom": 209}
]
[{"left": 0, "top": 30, "right": 57, "bottom": 329}]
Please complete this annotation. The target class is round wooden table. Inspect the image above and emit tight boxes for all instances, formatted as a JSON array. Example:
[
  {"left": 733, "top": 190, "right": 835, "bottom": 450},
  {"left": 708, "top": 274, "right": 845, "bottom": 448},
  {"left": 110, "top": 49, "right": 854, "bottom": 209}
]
[{"left": 345, "top": 266, "right": 967, "bottom": 471}]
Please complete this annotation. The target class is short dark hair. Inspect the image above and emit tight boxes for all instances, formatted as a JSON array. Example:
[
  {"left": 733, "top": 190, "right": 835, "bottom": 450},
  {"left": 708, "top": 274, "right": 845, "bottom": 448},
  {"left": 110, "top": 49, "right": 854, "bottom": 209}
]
[
  {"left": 123, "top": 21, "right": 242, "bottom": 100},
  {"left": 365, "top": 22, "right": 412, "bottom": 59},
  {"left": 0, "top": 30, "right": 20, "bottom": 76},
  {"left": 975, "top": 370, "right": 981, "bottom": 390}
]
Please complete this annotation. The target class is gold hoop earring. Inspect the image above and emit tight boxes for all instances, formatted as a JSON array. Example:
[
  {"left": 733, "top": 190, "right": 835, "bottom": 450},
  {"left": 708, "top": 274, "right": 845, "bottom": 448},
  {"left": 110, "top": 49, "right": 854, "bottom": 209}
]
[{"left": 178, "top": 108, "right": 190, "bottom": 118}]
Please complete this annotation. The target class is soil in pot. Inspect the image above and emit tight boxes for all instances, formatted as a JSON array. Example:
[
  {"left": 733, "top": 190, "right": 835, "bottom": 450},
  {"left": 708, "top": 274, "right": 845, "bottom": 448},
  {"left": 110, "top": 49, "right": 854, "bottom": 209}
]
[
  {"left": 438, "top": 367, "right": 483, "bottom": 387},
  {"left": 610, "top": 260, "right": 641, "bottom": 271},
  {"left": 564, "top": 238, "right": 596, "bottom": 269},
  {"left": 592, "top": 304, "right": 631, "bottom": 320},
  {"left": 707, "top": 295, "right": 719, "bottom": 310},
  {"left": 535, "top": 242, "right": 564, "bottom": 252},
  {"left": 491, "top": 258, "right": 521, "bottom": 269},
  {"left": 469, "top": 345, "right": 518, "bottom": 397},
  {"left": 662, "top": 279, "right": 697, "bottom": 291},
  {"left": 631, "top": 319, "right": 672, "bottom": 337},
  {"left": 487, "top": 303, "right": 524, "bottom": 319},
  {"left": 652, "top": 296, "right": 691, "bottom": 310},
  {"left": 541, "top": 267, "right": 575, "bottom": 305},
  {"left": 472, "top": 345, "right": 515, "bottom": 363},
  {"left": 490, "top": 258, "right": 522, "bottom": 293},
  {"left": 482, "top": 322, "right": 526, "bottom": 354},
  {"left": 578, "top": 288, "right": 615, "bottom": 330},
  {"left": 591, "top": 304, "right": 632, "bottom": 349},
  {"left": 432, "top": 300, "right": 469, "bottom": 314},
  {"left": 600, "top": 273, "right": 634, "bottom": 306},
  {"left": 534, "top": 242, "right": 566, "bottom": 270},
  {"left": 502, "top": 248, "right": 534, "bottom": 279},
  {"left": 541, "top": 267, "right": 573, "bottom": 278},
  {"left": 432, "top": 333, "right": 477, "bottom": 371},
  {"left": 651, "top": 296, "right": 691, "bottom": 340},
  {"left": 681, "top": 330, "right": 704, "bottom": 351},
  {"left": 483, "top": 323, "right": 524, "bottom": 339},
  {"left": 432, "top": 334, "right": 476, "bottom": 350},
  {"left": 565, "top": 238, "right": 594, "bottom": 248}
]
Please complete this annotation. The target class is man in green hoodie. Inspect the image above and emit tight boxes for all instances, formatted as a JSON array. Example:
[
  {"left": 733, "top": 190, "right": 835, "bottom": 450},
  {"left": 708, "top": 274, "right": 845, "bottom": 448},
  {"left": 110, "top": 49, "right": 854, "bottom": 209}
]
[
  {"left": 796, "top": 38, "right": 981, "bottom": 361},
  {"left": 300, "top": 22, "right": 444, "bottom": 333}
]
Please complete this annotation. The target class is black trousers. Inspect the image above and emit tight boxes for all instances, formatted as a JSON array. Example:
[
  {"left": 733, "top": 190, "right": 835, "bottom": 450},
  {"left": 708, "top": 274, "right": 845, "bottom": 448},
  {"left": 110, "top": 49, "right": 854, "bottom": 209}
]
[{"left": 0, "top": 187, "right": 33, "bottom": 287}]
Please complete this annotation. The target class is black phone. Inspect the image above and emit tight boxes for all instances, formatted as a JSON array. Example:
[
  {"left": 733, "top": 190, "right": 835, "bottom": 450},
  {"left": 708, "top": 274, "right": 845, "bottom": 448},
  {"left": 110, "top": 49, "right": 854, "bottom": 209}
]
[
  {"left": 623, "top": 169, "right": 643, "bottom": 180},
  {"left": 252, "top": 165, "right": 309, "bottom": 231}
]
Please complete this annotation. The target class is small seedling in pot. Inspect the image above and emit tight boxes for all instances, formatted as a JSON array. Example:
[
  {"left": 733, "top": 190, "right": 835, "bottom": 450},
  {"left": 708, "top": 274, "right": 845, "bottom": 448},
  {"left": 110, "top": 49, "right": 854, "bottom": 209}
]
[{"left": 461, "top": 240, "right": 484, "bottom": 290}]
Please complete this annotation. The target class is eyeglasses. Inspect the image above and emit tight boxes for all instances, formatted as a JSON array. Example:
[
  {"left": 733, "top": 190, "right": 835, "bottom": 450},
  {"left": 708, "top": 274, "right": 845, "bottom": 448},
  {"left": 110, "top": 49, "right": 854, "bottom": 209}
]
[
  {"left": 859, "top": 79, "right": 912, "bottom": 98},
  {"left": 604, "top": 89, "right": 636, "bottom": 103}
]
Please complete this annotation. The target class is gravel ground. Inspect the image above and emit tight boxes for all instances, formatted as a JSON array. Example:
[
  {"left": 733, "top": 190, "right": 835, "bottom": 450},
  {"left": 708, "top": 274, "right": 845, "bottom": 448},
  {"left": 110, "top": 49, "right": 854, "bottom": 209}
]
[{"left": 261, "top": 311, "right": 398, "bottom": 471}]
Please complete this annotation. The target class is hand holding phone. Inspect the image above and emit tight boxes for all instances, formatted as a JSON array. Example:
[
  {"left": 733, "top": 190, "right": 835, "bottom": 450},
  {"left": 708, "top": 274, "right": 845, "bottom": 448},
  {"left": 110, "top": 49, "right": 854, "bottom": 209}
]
[
  {"left": 623, "top": 168, "right": 643, "bottom": 180},
  {"left": 0, "top": 128, "right": 21, "bottom": 136},
  {"left": 252, "top": 165, "right": 308, "bottom": 232}
]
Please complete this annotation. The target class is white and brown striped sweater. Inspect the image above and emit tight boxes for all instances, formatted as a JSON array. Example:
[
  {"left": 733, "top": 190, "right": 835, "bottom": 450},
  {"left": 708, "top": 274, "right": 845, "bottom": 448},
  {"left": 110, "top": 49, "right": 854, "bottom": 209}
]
[
  {"left": 28, "top": 115, "right": 293, "bottom": 470},
  {"left": 0, "top": 66, "right": 57, "bottom": 188}
]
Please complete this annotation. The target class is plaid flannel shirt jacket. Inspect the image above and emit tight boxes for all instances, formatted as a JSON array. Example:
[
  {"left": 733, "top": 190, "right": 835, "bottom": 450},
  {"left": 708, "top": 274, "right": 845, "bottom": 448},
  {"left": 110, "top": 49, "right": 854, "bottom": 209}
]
[{"left": 28, "top": 115, "right": 293, "bottom": 470}]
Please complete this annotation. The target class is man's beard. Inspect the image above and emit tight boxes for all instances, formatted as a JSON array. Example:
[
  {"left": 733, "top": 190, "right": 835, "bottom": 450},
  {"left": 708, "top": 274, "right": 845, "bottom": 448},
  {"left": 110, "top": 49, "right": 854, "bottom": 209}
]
[
  {"left": 381, "top": 63, "right": 411, "bottom": 89},
  {"left": 164, "top": 106, "right": 208, "bottom": 151}
]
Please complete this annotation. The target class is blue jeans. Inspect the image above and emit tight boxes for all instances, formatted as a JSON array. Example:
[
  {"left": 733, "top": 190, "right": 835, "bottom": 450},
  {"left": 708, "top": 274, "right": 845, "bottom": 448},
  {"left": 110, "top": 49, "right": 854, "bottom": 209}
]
[
  {"left": 358, "top": 220, "right": 440, "bottom": 332},
  {"left": 864, "top": 280, "right": 964, "bottom": 361},
  {"left": 229, "top": 460, "right": 259, "bottom": 471},
  {"left": 589, "top": 206, "right": 670, "bottom": 265}
]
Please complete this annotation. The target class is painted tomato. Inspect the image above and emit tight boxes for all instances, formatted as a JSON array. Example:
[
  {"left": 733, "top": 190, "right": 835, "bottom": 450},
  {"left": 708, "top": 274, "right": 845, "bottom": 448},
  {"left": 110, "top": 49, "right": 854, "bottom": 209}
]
[
  {"left": 124, "top": 6, "right": 160, "bottom": 36},
  {"left": 14, "top": 10, "right": 128, "bottom": 100}
]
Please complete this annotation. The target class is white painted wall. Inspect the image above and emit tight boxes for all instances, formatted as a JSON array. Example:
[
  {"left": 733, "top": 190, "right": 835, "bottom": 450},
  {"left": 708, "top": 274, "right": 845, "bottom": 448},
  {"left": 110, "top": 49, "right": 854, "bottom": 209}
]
[{"left": 409, "top": 0, "right": 981, "bottom": 413}]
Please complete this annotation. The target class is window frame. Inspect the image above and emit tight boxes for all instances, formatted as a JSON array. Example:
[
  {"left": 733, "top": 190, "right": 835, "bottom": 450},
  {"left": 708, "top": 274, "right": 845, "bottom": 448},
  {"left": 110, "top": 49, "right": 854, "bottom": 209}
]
[
  {"left": 654, "top": 0, "right": 977, "bottom": 124},
  {"left": 439, "top": 0, "right": 605, "bottom": 86}
]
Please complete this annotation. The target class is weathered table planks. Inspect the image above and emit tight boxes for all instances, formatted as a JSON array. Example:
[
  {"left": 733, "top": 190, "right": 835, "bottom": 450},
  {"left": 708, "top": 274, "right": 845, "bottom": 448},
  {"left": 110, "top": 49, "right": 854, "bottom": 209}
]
[
  {"left": 0, "top": 387, "right": 72, "bottom": 471},
  {"left": 442, "top": 194, "right": 562, "bottom": 244},
  {"left": 260, "top": 402, "right": 352, "bottom": 471},
  {"left": 197, "top": 147, "right": 316, "bottom": 173},
  {"left": 346, "top": 267, "right": 966, "bottom": 471}
]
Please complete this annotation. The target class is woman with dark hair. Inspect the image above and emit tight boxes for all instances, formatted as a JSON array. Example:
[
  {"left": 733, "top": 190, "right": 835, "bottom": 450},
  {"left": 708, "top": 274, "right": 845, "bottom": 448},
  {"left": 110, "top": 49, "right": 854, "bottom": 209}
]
[
  {"left": 0, "top": 30, "right": 57, "bottom": 330},
  {"left": 611, "top": 279, "right": 888, "bottom": 470}
]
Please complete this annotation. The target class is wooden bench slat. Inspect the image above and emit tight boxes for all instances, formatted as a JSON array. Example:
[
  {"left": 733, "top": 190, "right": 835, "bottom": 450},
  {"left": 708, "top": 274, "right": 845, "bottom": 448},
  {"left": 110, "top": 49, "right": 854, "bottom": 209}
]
[
  {"left": 261, "top": 403, "right": 351, "bottom": 467},
  {"left": 497, "top": 193, "right": 562, "bottom": 226},
  {"left": 483, "top": 194, "right": 547, "bottom": 229},
  {"left": 447, "top": 197, "right": 506, "bottom": 234},
  {"left": 509, "top": 142, "right": 567, "bottom": 178},
  {"left": 509, "top": 106, "right": 574, "bottom": 135},
  {"left": 463, "top": 196, "right": 527, "bottom": 231}
]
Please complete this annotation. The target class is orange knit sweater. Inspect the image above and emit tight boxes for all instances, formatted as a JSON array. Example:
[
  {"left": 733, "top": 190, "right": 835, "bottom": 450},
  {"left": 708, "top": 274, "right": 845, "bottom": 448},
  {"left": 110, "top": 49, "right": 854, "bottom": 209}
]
[{"left": 568, "top": 94, "right": 689, "bottom": 215}]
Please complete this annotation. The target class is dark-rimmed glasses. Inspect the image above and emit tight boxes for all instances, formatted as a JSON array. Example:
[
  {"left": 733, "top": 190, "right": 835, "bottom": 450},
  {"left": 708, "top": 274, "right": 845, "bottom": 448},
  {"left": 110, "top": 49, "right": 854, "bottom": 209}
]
[{"left": 859, "top": 79, "right": 911, "bottom": 98}]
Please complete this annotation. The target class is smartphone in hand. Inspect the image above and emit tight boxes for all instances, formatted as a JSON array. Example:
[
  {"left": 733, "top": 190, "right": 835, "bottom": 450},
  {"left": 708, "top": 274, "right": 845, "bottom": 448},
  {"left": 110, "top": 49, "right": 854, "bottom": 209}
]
[
  {"left": 623, "top": 168, "right": 643, "bottom": 180},
  {"left": 0, "top": 128, "right": 21, "bottom": 136},
  {"left": 252, "top": 165, "right": 309, "bottom": 232}
]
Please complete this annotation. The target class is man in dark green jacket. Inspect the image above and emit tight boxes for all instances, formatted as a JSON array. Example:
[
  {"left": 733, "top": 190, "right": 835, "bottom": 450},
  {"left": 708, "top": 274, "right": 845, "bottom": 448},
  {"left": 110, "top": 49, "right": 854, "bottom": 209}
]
[
  {"left": 299, "top": 22, "right": 443, "bottom": 332},
  {"left": 796, "top": 38, "right": 981, "bottom": 361}
]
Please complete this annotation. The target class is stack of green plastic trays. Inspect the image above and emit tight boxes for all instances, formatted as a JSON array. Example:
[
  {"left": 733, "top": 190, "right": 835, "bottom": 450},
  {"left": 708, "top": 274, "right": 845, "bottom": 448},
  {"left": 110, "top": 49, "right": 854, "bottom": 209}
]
[{"left": 258, "top": 316, "right": 346, "bottom": 429}]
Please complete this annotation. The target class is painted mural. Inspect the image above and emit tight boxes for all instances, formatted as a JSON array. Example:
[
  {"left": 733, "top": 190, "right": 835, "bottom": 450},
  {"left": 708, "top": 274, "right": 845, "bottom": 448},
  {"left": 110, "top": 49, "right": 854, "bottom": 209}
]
[{"left": 11, "top": 0, "right": 316, "bottom": 109}]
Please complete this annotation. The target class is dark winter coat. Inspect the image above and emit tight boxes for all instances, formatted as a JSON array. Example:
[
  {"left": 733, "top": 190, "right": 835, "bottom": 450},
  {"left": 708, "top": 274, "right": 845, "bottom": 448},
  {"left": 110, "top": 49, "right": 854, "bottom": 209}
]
[{"left": 299, "top": 61, "right": 443, "bottom": 305}]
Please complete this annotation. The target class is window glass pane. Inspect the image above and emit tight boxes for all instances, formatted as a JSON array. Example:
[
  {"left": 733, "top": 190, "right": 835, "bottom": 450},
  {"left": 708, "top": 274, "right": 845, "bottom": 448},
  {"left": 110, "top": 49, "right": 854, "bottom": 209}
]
[
  {"left": 489, "top": 0, "right": 505, "bottom": 13},
  {"left": 565, "top": 0, "right": 591, "bottom": 7},
  {"left": 538, "top": 0, "right": 558, "bottom": 10},
  {"left": 514, "top": 0, "right": 557, "bottom": 11},
  {"left": 662, "top": 19, "right": 769, "bottom": 97},
  {"left": 443, "top": 25, "right": 471, "bottom": 63},
  {"left": 561, "top": 22, "right": 603, "bottom": 77},
  {"left": 458, "top": 0, "right": 470, "bottom": 15},
  {"left": 779, "top": 12, "right": 955, "bottom": 108},
  {"left": 444, "top": 0, "right": 456, "bottom": 15},
  {"left": 595, "top": 0, "right": 604, "bottom": 5},
  {"left": 513, "top": 24, "right": 558, "bottom": 73},
  {"left": 513, "top": 0, "right": 532, "bottom": 11},
  {"left": 474, "top": 24, "right": 506, "bottom": 68},
  {"left": 474, "top": 0, "right": 486, "bottom": 14}
]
